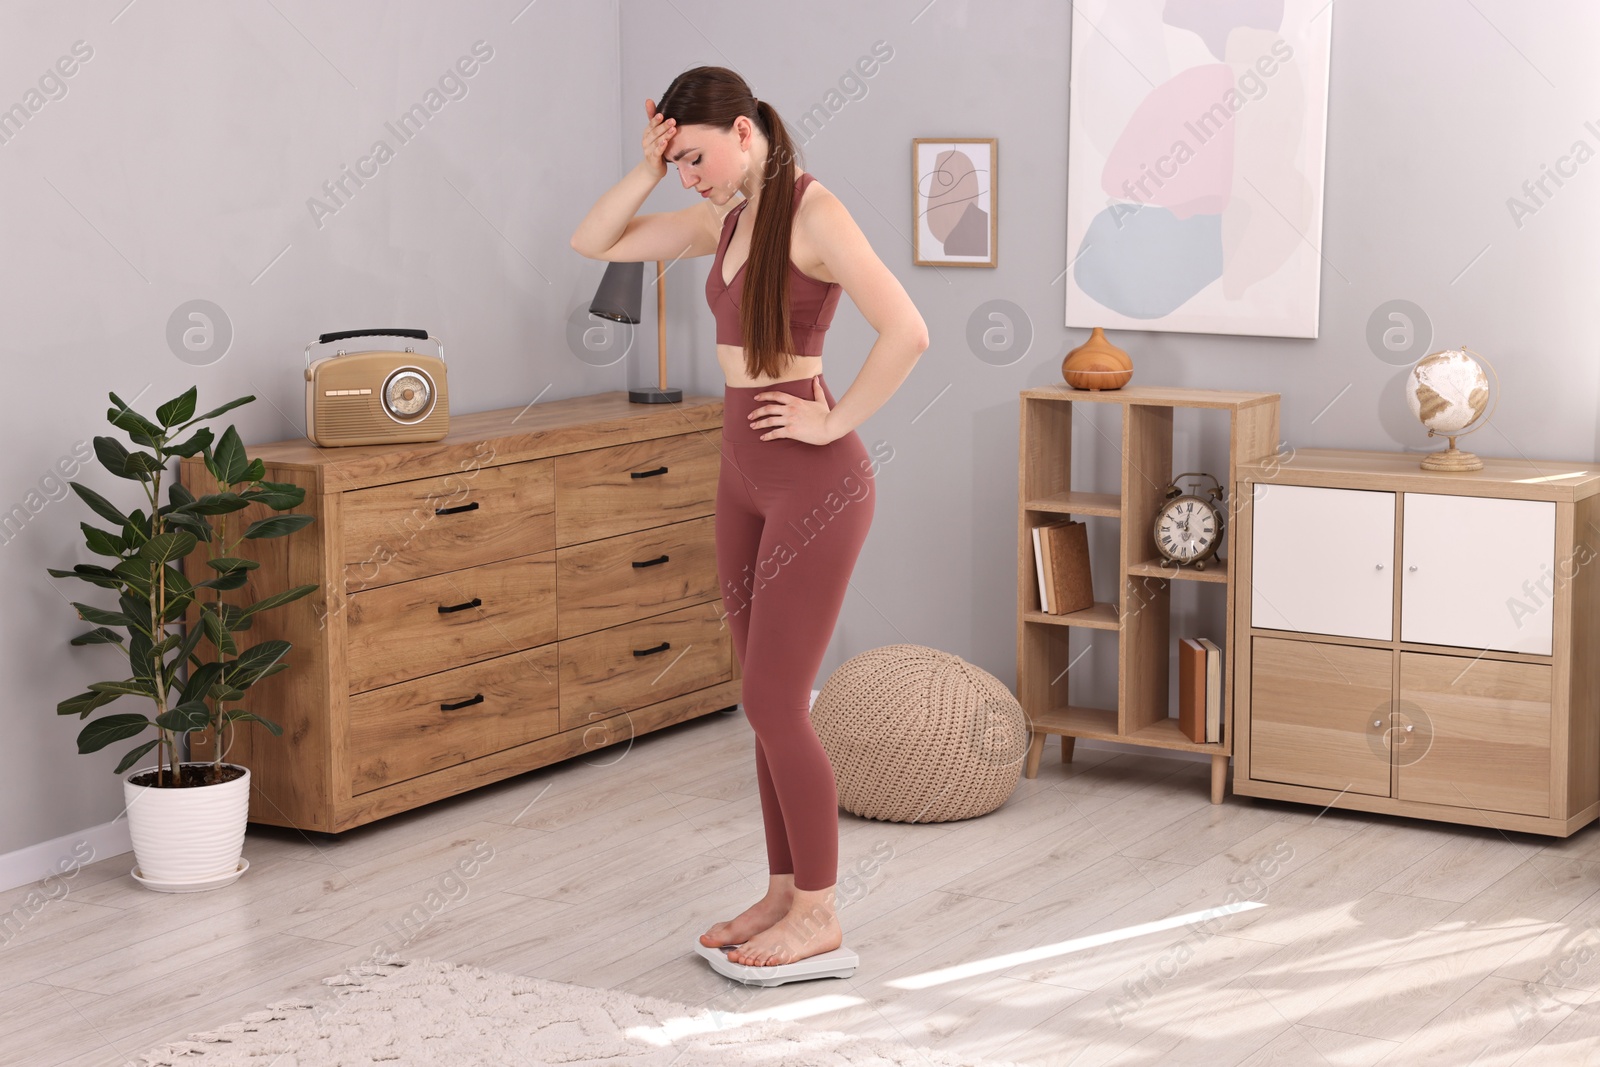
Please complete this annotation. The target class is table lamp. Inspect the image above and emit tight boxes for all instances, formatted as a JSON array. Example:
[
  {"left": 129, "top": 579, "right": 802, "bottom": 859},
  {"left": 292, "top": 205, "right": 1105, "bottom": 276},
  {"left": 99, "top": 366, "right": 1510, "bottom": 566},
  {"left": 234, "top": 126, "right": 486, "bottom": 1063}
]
[{"left": 588, "top": 259, "right": 683, "bottom": 404}]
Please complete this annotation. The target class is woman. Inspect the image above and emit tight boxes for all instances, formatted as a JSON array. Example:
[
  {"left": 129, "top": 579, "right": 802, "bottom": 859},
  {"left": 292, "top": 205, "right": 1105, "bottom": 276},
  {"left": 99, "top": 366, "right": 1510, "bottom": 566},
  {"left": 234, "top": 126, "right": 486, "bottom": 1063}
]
[{"left": 570, "top": 66, "right": 927, "bottom": 968}]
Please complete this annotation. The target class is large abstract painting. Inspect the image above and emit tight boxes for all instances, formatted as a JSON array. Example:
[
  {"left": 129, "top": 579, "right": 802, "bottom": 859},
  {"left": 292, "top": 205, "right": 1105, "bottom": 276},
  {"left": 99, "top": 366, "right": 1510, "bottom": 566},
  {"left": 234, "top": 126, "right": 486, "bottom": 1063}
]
[{"left": 1065, "top": 1, "right": 1333, "bottom": 338}]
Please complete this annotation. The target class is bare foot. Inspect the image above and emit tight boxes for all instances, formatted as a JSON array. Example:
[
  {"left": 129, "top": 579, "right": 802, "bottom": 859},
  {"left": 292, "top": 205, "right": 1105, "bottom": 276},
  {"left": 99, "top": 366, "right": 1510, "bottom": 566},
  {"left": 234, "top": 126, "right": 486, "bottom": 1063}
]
[
  {"left": 700, "top": 890, "right": 793, "bottom": 948},
  {"left": 725, "top": 904, "right": 843, "bottom": 966}
]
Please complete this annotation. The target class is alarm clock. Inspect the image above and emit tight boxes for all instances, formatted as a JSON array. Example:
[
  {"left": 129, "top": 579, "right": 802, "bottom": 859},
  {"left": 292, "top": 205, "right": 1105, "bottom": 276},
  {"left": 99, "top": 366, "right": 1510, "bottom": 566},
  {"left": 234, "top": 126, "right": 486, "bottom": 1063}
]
[
  {"left": 303, "top": 329, "right": 449, "bottom": 447},
  {"left": 1153, "top": 472, "right": 1225, "bottom": 569}
]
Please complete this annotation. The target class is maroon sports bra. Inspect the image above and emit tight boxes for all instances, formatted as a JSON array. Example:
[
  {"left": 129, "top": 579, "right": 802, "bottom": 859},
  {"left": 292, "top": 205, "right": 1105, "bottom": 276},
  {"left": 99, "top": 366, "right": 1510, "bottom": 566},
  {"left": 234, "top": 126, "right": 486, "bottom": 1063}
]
[{"left": 704, "top": 172, "right": 843, "bottom": 357}]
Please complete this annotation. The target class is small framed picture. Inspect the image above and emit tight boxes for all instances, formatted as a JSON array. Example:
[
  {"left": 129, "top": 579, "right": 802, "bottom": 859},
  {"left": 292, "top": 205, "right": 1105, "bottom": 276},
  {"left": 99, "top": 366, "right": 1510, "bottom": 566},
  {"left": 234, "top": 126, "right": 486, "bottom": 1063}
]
[{"left": 912, "top": 137, "right": 996, "bottom": 267}]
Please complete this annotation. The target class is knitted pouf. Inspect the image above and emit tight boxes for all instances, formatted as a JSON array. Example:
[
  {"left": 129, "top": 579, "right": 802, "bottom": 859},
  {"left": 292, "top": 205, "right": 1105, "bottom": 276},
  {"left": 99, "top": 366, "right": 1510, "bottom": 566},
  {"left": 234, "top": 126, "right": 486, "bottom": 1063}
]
[{"left": 811, "top": 643, "right": 1029, "bottom": 823}]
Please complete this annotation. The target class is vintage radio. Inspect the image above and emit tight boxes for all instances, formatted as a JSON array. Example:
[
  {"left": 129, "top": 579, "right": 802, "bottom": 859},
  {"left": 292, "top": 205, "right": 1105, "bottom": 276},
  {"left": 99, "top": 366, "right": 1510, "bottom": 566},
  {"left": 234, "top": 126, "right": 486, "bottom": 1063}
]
[{"left": 303, "top": 328, "right": 449, "bottom": 446}]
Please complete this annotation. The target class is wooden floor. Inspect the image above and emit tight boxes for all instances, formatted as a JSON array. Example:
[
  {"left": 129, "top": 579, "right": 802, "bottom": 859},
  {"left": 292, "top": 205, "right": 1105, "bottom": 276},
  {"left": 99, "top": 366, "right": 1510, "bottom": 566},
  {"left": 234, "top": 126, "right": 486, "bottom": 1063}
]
[{"left": 7, "top": 708, "right": 1600, "bottom": 1066}]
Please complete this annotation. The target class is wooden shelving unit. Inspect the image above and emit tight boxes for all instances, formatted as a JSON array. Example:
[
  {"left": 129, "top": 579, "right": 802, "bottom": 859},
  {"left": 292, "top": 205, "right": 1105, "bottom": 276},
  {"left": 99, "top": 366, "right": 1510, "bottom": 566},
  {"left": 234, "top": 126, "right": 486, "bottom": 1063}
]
[{"left": 1016, "top": 384, "right": 1280, "bottom": 803}]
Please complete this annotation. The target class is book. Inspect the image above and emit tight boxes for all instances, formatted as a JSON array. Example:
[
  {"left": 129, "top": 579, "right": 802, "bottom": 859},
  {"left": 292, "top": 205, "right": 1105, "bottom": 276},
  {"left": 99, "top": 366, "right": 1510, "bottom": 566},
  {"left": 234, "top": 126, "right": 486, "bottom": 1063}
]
[
  {"left": 1198, "top": 638, "right": 1223, "bottom": 743},
  {"left": 1040, "top": 522, "right": 1058, "bottom": 613},
  {"left": 1032, "top": 524, "right": 1050, "bottom": 613},
  {"left": 1044, "top": 520, "right": 1094, "bottom": 615},
  {"left": 1178, "top": 638, "right": 1207, "bottom": 743}
]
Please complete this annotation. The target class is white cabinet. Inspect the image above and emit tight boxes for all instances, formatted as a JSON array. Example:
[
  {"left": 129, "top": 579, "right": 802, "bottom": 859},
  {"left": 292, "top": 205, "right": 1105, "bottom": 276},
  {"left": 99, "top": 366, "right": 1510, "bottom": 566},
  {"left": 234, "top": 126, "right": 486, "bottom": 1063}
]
[
  {"left": 1251, "top": 484, "right": 1395, "bottom": 640},
  {"left": 1400, "top": 493, "right": 1555, "bottom": 655}
]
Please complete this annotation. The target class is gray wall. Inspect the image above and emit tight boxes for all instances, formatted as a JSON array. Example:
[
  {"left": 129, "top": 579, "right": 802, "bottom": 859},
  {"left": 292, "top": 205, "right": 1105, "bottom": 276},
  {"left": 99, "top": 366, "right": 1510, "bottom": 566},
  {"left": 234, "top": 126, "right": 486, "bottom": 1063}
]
[{"left": 3, "top": 0, "right": 1595, "bottom": 856}]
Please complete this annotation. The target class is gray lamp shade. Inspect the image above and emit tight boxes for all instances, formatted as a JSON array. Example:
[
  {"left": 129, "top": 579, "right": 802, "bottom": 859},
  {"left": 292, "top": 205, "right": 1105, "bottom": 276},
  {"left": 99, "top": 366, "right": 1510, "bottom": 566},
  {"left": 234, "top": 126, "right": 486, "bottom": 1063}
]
[{"left": 588, "top": 261, "right": 643, "bottom": 323}]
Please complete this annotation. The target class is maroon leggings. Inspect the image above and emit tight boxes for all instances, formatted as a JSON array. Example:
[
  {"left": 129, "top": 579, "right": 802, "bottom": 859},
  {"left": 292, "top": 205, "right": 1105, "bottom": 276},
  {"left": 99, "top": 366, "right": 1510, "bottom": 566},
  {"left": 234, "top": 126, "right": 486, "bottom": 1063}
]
[{"left": 716, "top": 372, "right": 876, "bottom": 891}]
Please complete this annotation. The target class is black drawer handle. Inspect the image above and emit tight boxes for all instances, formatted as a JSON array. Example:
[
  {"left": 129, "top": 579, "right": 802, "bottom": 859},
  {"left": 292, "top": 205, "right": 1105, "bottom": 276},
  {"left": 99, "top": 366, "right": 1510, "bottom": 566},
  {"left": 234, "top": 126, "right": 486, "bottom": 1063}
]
[
  {"left": 634, "top": 641, "right": 670, "bottom": 657},
  {"left": 631, "top": 466, "right": 669, "bottom": 479},
  {"left": 436, "top": 501, "right": 480, "bottom": 515},
  {"left": 633, "top": 554, "right": 669, "bottom": 568},
  {"left": 438, "top": 597, "right": 482, "bottom": 614},
  {"left": 441, "top": 693, "right": 483, "bottom": 711}
]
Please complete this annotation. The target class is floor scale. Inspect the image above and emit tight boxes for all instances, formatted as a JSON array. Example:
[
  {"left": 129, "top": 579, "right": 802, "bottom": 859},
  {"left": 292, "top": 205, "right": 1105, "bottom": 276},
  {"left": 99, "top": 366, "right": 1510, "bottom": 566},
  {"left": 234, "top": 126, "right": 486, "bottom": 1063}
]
[{"left": 694, "top": 941, "right": 859, "bottom": 986}]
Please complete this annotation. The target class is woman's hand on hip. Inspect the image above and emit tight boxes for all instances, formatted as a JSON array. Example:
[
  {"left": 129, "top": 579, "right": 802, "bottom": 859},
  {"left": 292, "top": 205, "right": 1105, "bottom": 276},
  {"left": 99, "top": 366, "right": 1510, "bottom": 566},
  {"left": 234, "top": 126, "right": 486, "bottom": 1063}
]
[{"left": 749, "top": 376, "right": 837, "bottom": 445}]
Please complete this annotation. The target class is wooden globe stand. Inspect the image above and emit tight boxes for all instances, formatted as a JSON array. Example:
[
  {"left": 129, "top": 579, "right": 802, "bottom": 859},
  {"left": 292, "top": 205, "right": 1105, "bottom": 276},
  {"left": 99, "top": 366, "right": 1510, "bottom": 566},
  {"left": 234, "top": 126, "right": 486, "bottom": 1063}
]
[
  {"left": 1418, "top": 347, "right": 1497, "bottom": 473},
  {"left": 1420, "top": 436, "right": 1484, "bottom": 472}
]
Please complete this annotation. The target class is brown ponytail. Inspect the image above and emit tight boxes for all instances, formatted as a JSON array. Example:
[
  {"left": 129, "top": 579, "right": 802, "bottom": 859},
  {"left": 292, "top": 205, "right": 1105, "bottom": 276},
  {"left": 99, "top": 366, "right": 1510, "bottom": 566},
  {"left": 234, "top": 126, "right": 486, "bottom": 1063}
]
[{"left": 660, "top": 67, "right": 805, "bottom": 382}]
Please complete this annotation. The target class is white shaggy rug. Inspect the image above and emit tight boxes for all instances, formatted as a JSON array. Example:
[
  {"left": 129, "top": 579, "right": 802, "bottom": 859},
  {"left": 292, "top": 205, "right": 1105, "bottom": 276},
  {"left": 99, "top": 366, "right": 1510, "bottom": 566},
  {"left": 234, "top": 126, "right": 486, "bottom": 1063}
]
[{"left": 134, "top": 956, "right": 1030, "bottom": 1066}]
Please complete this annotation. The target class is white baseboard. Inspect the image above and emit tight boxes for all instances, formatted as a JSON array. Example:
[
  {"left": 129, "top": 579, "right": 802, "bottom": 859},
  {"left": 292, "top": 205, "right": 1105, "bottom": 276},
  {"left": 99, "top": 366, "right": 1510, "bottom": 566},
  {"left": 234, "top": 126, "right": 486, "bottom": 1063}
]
[{"left": 0, "top": 818, "right": 131, "bottom": 894}]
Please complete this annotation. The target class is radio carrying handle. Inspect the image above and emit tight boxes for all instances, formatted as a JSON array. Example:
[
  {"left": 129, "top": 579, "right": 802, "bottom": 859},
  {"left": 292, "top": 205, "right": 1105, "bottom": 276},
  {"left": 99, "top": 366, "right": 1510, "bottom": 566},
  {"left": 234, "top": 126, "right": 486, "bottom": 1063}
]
[{"left": 305, "top": 329, "right": 445, "bottom": 366}]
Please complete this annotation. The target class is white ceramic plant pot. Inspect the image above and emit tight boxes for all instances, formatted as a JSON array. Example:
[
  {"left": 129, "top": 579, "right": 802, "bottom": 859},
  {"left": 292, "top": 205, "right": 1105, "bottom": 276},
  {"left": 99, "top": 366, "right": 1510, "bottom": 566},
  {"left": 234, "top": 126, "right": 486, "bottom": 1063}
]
[{"left": 123, "top": 762, "right": 251, "bottom": 891}]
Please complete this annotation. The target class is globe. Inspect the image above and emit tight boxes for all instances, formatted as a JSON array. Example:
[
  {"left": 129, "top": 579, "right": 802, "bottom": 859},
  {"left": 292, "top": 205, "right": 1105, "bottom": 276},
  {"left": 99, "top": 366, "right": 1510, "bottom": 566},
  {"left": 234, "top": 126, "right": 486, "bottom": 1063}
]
[
  {"left": 1404, "top": 347, "right": 1495, "bottom": 471},
  {"left": 1406, "top": 348, "right": 1489, "bottom": 434}
]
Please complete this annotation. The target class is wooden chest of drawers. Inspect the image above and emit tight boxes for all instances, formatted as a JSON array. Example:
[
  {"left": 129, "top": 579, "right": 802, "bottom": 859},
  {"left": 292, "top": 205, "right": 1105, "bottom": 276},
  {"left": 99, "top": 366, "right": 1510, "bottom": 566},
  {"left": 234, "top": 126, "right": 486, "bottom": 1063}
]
[{"left": 182, "top": 392, "right": 740, "bottom": 832}]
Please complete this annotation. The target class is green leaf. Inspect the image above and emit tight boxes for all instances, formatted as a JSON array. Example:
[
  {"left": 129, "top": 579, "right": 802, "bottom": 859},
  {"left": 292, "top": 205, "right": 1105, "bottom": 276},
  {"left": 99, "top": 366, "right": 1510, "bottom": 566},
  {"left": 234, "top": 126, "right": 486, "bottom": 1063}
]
[
  {"left": 71, "top": 602, "right": 133, "bottom": 627},
  {"left": 240, "top": 583, "right": 317, "bottom": 619},
  {"left": 118, "top": 592, "right": 153, "bottom": 636},
  {"left": 212, "top": 425, "right": 249, "bottom": 485},
  {"left": 175, "top": 617, "right": 207, "bottom": 667},
  {"left": 207, "top": 557, "right": 260, "bottom": 574},
  {"left": 139, "top": 531, "right": 198, "bottom": 567},
  {"left": 112, "top": 556, "right": 153, "bottom": 598},
  {"left": 239, "top": 482, "right": 308, "bottom": 510},
  {"left": 201, "top": 607, "right": 236, "bottom": 656},
  {"left": 78, "top": 713, "right": 151, "bottom": 754},
  {"left": 162, "top": 512, "right": 211, "bottom": 540},
  {"left": 193, "top": 571, "right": 249, "bottom": 592},
  {"left": 254, "top": 662, "right": 288, "bottom": 683},
  {"left": 224, "top": 711, "right": 284, "bottom": 737},
  {"left": 122, "top": 451, "right": 166, "bottom": 480},
  {"left": 162, "top": 594, "right": 196, "bottom": 625},
  {"left": 166, "top": 426, "right": 214, "bottom": 458},
  {"left": 155, "top": 701, "right": 210, "bottom": 733},
  {"left": 180, "top": 492, "right": 252, "bottom": 516},
  {"left": 129, "top": 630, "right": 153, "bottom": 679},
  {"left": 156, "top": 387, "right": 198, "bottom": 428},
  {"left": 189, "top": 395, "right": 254, "bottom": 425},
  {"left": 87, "top": 678, "right": 157, "bottom": 699},
  {"left": 58, "top": 689, "right": 119, "bottom": 718},
  {"left": 123, "top": 509, "right": 152, "bottom": 546},
  {"left": 69, "top": 481, "right": 131, "bottom": 528},
  {"left": 69, "top": 626, "right": 126, "bottom": 647},
  {"left": 80, "top": 521, "right": 126, "bottom": 558},
  {"left": 224, "top": 640, "right": 291, "bottom": 687},
  {"left": 114, "top": 739, "right": 162, "bottom": 775},
  {"left": 46, "top": 563, "right": 124, "bottom": 589},
  {"left": 161, "top": 561, "right": 194, "bottom": 597},
  {"left": 93, "top": 436, "right": 137, "bottom": 481},
  {"left": 106, "top": 396, "right": 164, "bottom": 448},
  {"left": 243, "top": 514, "right": 315, "bottom": 540},
  {"left": 179, "top": 661, "right": 223, "bottom": 705}
]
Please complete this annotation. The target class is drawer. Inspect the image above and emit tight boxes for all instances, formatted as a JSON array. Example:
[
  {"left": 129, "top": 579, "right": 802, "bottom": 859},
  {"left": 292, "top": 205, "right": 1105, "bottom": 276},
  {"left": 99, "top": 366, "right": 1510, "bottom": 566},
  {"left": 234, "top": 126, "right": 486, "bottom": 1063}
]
[
  {"left": 342, "top": 458, "right": 555, "bottom": 591},
  {"left": 349, "top": 643, "right": 560, "bottom": 795},
  {"left": 1397, "top": 652, "right": 1551, "bottom": 817},
  {"left": 557, "top": 600, "right": 731, "bottom": 733},
  {"left": 556, "top": 515, "right": 718, "bottom": 639},
  {"left": 345, "top": 551, "right": 558, "bottom": 692},
  {"left": 554, "top": 432, "right": 718, "bottom": 546}
]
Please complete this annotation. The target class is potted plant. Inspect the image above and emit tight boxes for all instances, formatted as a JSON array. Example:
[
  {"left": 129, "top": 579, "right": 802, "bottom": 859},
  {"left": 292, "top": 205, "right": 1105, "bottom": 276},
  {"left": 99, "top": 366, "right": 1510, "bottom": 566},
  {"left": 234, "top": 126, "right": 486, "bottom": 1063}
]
[{"left": 49, "top": 387, "right": 317, "bottom": 891}]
